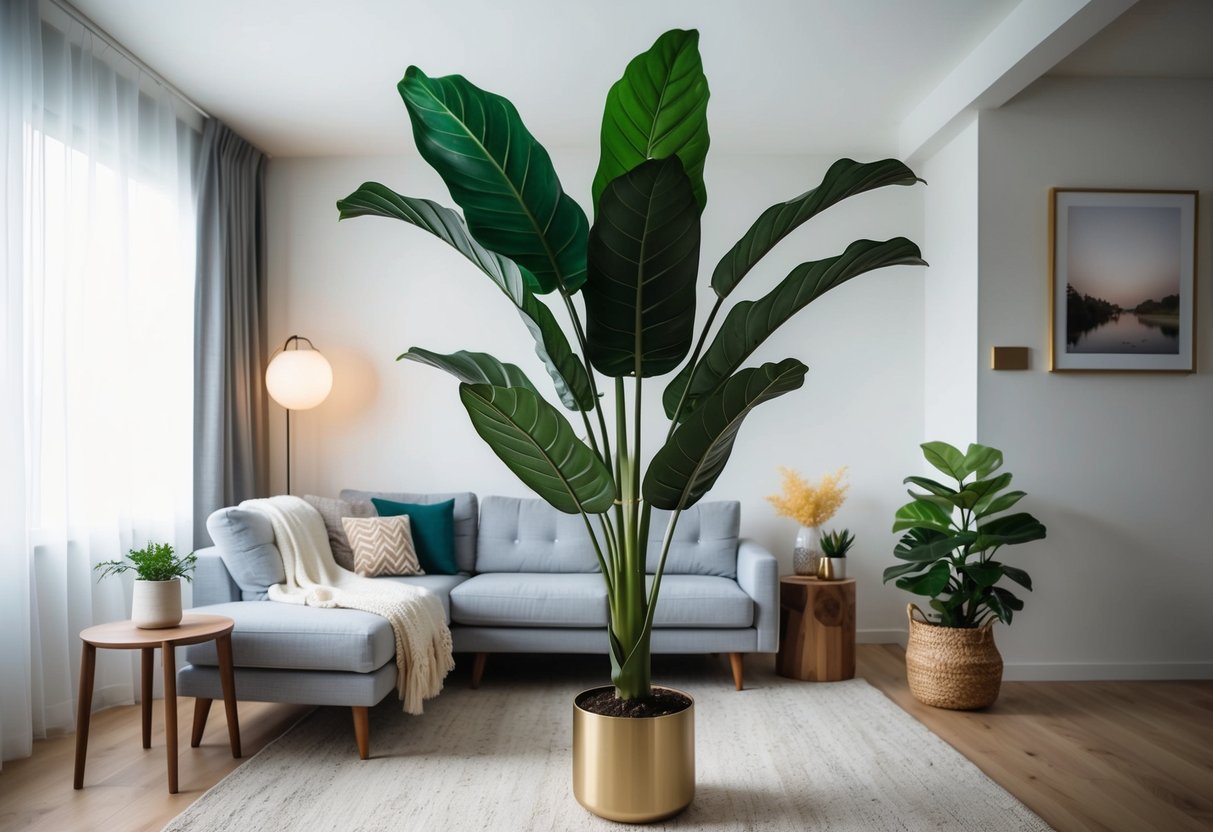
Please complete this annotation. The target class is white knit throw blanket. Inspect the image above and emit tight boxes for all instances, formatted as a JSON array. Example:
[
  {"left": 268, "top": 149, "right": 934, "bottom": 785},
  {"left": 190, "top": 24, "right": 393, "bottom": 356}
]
[{"left": 241, "top": 496, "right": 454, "bottom": 714}]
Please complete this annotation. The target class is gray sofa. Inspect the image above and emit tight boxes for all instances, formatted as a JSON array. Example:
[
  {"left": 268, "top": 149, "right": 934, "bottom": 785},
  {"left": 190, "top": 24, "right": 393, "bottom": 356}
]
[{"left": 180, "top": 491, "right": 778, "bottom": 758}]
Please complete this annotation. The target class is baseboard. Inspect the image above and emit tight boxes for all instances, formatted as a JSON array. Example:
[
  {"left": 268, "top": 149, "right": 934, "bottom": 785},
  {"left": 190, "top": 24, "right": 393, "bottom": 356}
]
[
  {"left": 858, "top": 629, "right": 1213, "bottom": 680},
  {"left": 858, "top": 629, "right": 908, "bottom": 647},
  {"left": 1001, "top": 662, "right": 1213, "bottom": 682}
]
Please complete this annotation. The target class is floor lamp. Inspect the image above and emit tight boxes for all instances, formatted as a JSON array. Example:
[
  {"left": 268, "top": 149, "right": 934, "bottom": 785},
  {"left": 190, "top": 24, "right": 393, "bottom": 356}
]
[{"left": 265, "top": 335, "right": 333, "bottom": 494}]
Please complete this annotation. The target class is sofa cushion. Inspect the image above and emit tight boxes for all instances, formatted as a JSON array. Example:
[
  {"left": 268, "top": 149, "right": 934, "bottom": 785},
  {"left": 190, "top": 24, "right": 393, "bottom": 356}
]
[
  {"left": 341, "top": 490, "right": 478, "bottom": 573},
  {"left": 343, "top": 515, "right": 423, "bottom": 577},
  {"left": 646, "top": 502, "right": 740, "bottom": 578},
  {"left": 185, "top": 601, "right": 395, "bottom": 673},
  {"left": 205, "top": 508, "right": 286, "bottom": 600},
  {"left": 302, "top": 494, "right": 375, "bottom": 571},
  {"left": 377, "top": 574, "right": 467, "bottom": 623},
  {"left": 647, "top": 575, "right": 753, "bottom": 628},
  {"left": 371, "top": 498, "right": 457, "bottom": 575},
  {"left": 476, "top": 496, "right": 599, "bottom": 573},
  {"left": 450, "top": 573, "right": 607, "bottom": 627}
]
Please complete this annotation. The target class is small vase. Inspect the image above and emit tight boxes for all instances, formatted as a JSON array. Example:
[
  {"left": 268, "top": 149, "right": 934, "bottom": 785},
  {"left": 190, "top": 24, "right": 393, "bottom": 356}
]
[
  {"left": 792, "top": 526, "right": 822, "bottom": 577},
  {"left": 131, "top": 579, "right": 183, "bottom": 629}
]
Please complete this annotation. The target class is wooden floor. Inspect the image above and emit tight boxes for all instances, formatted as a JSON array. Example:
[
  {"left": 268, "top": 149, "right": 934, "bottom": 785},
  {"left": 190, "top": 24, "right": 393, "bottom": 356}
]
[{"left": 1, "top": 646, "right": 1210, "bottom": 832}]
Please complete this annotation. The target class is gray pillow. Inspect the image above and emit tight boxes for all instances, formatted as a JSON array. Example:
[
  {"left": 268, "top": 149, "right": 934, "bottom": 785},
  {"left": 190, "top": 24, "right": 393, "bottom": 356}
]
[
  {"left": 205, "top": 507, "right": 286, "bottom": 599},
  {"left": 303, "top": 494, "right": 375, "bottom": 571}
]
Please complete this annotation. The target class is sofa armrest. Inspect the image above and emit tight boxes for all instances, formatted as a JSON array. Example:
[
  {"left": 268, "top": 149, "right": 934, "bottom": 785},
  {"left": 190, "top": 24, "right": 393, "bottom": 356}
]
[
  {"left": 737, "top": 539, "right": 778, "bottom": 652},
  {"left": 191, "top": 546, "right": 240, "bottom": 607}
]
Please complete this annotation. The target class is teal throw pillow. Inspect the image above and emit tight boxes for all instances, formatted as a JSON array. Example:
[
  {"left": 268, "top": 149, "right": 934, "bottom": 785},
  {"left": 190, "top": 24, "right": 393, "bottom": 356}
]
[{"left": 371, "top": 498, "right": 458, "bottom": 575}]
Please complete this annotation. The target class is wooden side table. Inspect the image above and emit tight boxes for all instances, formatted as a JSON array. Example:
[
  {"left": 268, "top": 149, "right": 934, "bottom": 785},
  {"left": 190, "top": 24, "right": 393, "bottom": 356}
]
[
  {"left": 776, "top": 577, "right": 856, "bottom": 682},
  {"left": 75, "top": 613, "right": 241, "bottom": 793}
]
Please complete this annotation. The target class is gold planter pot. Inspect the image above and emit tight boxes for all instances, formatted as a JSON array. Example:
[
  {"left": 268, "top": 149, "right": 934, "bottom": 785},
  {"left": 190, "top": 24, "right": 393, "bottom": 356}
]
[{"left": 572, "top": 686, "right": 695, "bottom": 823}]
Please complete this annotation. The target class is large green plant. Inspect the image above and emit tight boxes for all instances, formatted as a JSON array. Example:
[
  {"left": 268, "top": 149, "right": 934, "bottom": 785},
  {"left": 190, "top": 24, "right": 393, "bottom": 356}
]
[
  {"left": 882, "top": 442, "right": 1047, "bottom": 627},
  {"left": 338, "top": 29, "right": 926, "bottom": 700}
]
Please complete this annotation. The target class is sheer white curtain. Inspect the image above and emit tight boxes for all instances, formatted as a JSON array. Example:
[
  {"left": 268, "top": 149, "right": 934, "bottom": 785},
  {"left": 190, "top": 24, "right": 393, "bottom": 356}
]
[{"left": 1, "top": 0, "right": 198, "bottom": 764}]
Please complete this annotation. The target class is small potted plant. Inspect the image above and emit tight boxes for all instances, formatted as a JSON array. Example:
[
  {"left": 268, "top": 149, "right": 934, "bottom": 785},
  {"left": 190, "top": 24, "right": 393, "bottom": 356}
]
[
  {"left": 883, "top": 441, "right": 1045, "bottom": 709},
  {"left": 95, "top": 542, "right": 197, "bottom": 629},
  {"left": 817, "top": 529, "right": 854, "bottom": 580}
]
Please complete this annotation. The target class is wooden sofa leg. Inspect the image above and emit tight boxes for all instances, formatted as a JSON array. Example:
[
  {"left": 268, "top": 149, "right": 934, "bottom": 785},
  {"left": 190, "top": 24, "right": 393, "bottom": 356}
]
[
  {"left": 471, "top": 652, "right": 487, "bottom": 689},
  {"left": 191, "top": 698, "right": 213, "bottom": 748},
  {"left": 729, "top": 653, "right": 744, "bottom": 691},
  {"left": 352, "top": 706, "right": 370, "bottom": 760}
]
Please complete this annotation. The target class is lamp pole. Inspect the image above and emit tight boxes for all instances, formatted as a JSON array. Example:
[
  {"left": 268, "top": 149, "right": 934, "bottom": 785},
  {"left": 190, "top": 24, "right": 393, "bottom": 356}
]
[{"left": 265, "top": 335, "right": 333, "bottom": 496}]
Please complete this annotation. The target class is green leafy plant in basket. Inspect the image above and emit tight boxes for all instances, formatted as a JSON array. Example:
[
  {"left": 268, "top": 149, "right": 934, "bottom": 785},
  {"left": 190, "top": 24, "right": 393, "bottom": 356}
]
[
  {"left": 883, "top": 441, "right": 1046, "bottom": 627},
  {"left": 336, "top": 28, "right": 927, "bottom": 703},
  {"left": 820, "top": 529, "right": 855, "bottom": 558},
  {"left": 95, "top": 542, "right": 197, "bottom": 583}
]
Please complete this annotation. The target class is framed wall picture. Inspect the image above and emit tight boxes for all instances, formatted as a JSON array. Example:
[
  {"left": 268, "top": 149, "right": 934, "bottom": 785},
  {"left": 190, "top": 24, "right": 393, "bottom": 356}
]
[{"left": 1050, "top": 189, "right": 1197, "bottom": 373}]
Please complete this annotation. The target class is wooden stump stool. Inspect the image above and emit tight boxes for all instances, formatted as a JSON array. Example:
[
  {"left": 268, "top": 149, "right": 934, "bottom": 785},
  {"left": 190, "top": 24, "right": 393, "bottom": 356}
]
[{"left": 776, "top": 577, "right": 856, "bottom": 682}]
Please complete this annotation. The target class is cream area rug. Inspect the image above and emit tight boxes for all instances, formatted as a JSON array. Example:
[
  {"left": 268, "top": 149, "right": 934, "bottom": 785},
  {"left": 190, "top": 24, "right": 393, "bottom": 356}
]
[{"left": 165, "top": 655, "right": 1051, "bottom": 831}]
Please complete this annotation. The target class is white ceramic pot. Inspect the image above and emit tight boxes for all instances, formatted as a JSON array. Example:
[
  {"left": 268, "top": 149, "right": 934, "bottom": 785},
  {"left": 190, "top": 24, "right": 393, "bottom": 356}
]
[{"left": 132, "top": 579, "right": 183, "bottom": 629}]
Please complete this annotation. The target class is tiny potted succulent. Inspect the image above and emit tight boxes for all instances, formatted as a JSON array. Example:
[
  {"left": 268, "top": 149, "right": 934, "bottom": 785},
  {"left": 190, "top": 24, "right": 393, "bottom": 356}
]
[
  {"left": 883, "top": 441, "right": 1045, "bottom": 709},
  {"left": 817, "top": 529, "right": 854, "bottom": 580},
  {"left": 95, "top": 542, "right": 197, "bottom": 629}
]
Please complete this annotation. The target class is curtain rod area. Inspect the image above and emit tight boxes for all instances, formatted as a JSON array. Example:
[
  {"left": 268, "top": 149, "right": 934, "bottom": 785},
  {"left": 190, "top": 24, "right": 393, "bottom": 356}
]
[{"left": 45, "top": 0, "right": 211, "bottom": 121}]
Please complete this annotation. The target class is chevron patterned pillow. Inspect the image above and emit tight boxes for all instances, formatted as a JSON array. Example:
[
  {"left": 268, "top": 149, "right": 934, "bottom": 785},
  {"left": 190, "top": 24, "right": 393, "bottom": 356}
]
[{"left": 341, "top": 515, "right": 425, "bottom": 577}]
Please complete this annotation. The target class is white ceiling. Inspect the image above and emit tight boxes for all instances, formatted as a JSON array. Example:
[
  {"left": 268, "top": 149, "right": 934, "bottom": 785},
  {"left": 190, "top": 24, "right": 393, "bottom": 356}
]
[
  {"left": 69, "top": 0, "right": 1024, "bottom": 158},
  {"left": 1049, "top": 0, "right": 1213, "bottom": 78}
]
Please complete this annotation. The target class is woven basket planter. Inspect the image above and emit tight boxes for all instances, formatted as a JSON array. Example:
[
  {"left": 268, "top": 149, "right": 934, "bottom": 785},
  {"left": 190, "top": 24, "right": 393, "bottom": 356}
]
[{"left": 905, "top": 604, "right": 1003, "bottom": 710}]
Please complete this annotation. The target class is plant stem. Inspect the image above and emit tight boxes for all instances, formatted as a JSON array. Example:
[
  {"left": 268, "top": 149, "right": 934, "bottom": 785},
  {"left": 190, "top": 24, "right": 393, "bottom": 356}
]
[{"left": 559, "top": 289, "right": 613, "bottom": 467}]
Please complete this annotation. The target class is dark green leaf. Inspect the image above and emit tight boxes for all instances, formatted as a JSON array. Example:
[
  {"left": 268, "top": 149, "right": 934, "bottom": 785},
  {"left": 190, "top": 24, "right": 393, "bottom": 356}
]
[
  {"left": 593, "top": 29, "right": 710, "bottom": 214},
  {"left": 975, "top": 489, "right": 1026, "bottom": 519},
  {"left": 962, "top": 473, "right": 1013, "bottom": 507},
  {"left": 336, "top": 186, "right": 593, "bottom": 411},
  {"left": 894, "top": 528, "right": 944, "bottom": 560},
  {"left": 398, "top": 348, "right": 539, "bottom": 394},
  {"left": 643, "top": 359, "right": 807, "bottom": 510},
  {"left": 399, "top": 68, "right": 588, "bottom": 294},
  {"left": 985, "top": 591, "right": 1012, "bottom": 625},
  {"left": 882, "top": 560, "right": 930, "bottom": 583},
  {"left": 1000, "top": 564, "right": 1033, "bottom": 591},
  {"left": 664, "top": 238, "right": 925, "bottom": 417},
  {"left": 921, "top": 441, "right": 967, "bottom": 482},
  {"left": 896, "top": 562, "right": 952, "bottom": 597},
  {"left": 897, "top": 531, "right": 978, "bottom": 562},
  {"left": 711, "top": 158, "right": 923, "bottom": 298},
  {"left": 584, "top": 157, "right": 699, "bottom": 378},
  {"left": 973, "top": 512, "right": 1047, "bottom": 551},
  {"left": 904, "top": 476, "right": 957, "bottom": 497},
  {"left": 962, "top": 562, "right": 1003, "bottom": 588},
  {"left": 963, "top": 443, "right": 1004, "bottom": 479},
  {"left": 458, "top": 384, "right": 614, "bottom": 514},
  {"left": 892, "top": 499, "right": 954, "bottom": 534}
]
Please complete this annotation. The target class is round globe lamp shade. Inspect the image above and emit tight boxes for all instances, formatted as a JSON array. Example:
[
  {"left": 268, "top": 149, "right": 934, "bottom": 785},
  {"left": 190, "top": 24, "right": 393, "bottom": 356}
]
[{"left": 265, "top": 348, "right": 333, "bottom": 410}]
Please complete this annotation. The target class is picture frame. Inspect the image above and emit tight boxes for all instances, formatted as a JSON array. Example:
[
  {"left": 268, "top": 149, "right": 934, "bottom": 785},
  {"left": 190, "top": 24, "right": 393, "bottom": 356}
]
[{"left": 1049, "top": 188, "right": 1197, "bottom": 373}]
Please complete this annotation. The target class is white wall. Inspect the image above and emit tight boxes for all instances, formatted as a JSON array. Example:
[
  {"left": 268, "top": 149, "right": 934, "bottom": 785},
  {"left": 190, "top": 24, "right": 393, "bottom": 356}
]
[
  {"left": 921, "top": 117, "right": 980, "bottom": 446},
  {"left": 978, "top": 77, "right": 1213, "bottom": 679},
  {"left": 265, "top": 149, "right": 927, "bottom": 641}
]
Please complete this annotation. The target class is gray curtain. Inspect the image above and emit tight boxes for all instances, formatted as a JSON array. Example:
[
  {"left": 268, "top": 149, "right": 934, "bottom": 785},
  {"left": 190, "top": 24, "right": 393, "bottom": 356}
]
[{"left": 193, "top": 119, "right": 269, "bottom": 546}]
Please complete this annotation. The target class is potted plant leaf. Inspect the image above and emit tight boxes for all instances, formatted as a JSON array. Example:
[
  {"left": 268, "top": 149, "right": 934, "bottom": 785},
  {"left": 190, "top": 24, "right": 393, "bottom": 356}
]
[
  {"left": 95, "top": 542, "right": 198, "bottom": 629},
  {"left": 883, "top": 441, "right": 1046, "bottom": 709},
  {"left": 818, "top": 529, "right": 854, "bottom": 580},
  {"left": 337, "top": 28, "right": 926, "bottom": 822}
]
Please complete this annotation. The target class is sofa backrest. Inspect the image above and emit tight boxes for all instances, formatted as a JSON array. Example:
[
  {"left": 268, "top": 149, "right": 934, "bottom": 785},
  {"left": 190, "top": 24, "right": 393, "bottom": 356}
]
[
  {"left": 206, "top": 507, "right": 286, "bottom": 600},
  {"left": 476, "top": 496, "right": 599, "bottom": 573},
  {"left": 476, "top": 496, "right": 739, "bottom": 577},
  {"left": 646, "top": 502, "right": 739, "bottom": 578},
  {"left": 340, "top": 490, "right": 479, "bottom": 574}
]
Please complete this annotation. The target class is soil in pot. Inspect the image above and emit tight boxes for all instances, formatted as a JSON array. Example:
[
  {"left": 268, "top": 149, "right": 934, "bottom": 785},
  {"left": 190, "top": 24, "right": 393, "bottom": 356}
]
[{"left": 577, "top": 688, "right": 692, "bottom": 718}]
